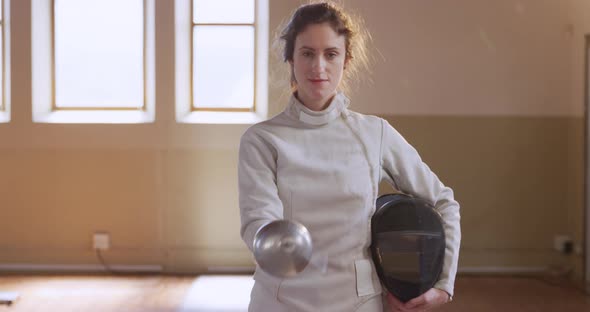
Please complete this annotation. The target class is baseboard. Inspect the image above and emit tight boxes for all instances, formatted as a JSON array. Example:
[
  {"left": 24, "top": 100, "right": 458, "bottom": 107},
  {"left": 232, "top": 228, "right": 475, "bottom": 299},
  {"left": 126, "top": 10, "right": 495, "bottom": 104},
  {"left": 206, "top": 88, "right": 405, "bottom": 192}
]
[
  {"left": 458, "top": 266, "right": 548, "bottom": 274},
  {"left": 0, "top": 263, "right": 547, "bottom": 276},
  {"left": 0, "top": 263, "right": 163, "bottom": 273},
  {"left": 205, "top": 266, "right": 255, "bottom": 274}
]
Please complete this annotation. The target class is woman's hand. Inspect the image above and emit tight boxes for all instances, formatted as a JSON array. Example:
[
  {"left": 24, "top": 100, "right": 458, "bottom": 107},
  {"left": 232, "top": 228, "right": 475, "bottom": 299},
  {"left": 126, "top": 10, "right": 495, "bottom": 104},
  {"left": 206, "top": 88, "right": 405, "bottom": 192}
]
[{"left": 386, "top": 288, "right": 450, "bottom": 312}]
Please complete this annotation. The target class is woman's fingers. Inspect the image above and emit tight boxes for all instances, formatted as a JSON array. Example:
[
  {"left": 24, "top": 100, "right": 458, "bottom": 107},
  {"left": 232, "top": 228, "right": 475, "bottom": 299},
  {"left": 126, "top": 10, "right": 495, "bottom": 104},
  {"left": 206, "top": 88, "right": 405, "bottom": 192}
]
[{"left": 387, "top": 292, "right": 409, "bottom": 311}]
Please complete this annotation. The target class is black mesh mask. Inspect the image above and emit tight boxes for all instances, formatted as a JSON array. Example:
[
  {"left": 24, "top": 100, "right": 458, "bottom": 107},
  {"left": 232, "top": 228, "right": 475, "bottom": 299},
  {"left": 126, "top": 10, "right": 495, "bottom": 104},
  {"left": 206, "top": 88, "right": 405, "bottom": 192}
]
[{"left": 370, "top": 193, "right": 446, "bottom": 303}]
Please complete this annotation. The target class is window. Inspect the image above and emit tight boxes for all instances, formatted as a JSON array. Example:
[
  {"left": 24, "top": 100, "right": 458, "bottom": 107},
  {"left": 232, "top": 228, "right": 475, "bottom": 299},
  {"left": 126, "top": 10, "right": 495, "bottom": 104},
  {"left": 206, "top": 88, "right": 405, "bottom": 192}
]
[
  {"left": 54, "top": 0, "right": 143, "bottom": 110},
  {"left": 192, "top": 0, "right": 255, "bottom": 112},
  {"left": 586, "top": 33, "right": 590, "bottom": 287},
  {"left": 32, "top": 0, "right": 155, "bottom": 123},
  {"left": 0, "top": 0, "right": 4, "bottom": 112},
  {"left": 0, "top": 0, "right": 9, "bottom": 123},
  {"left": 175, "top": 0, "right": 268, "bottom": 123}
]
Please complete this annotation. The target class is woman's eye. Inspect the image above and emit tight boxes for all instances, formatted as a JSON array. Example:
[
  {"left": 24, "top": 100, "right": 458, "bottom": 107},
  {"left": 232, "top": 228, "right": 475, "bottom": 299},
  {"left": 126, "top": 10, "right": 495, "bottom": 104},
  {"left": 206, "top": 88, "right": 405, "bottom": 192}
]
[{"left": 327, "top": 52, "right": 338, "bottom": 59}]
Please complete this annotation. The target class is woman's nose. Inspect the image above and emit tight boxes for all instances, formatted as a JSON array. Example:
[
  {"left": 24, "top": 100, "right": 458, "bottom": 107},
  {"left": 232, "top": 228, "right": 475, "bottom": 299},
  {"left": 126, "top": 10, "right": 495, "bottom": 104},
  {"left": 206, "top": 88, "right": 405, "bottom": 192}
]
[{"left": 311, "top": 55, "right": 326, "bottom": 71}]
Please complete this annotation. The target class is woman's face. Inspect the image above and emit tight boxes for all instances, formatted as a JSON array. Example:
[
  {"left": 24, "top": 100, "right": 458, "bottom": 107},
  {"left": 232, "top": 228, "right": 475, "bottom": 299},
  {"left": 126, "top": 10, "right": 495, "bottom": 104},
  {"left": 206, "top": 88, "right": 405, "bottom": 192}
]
[{"left": 291, "top": 22, "right": 347, "bottom": 111}]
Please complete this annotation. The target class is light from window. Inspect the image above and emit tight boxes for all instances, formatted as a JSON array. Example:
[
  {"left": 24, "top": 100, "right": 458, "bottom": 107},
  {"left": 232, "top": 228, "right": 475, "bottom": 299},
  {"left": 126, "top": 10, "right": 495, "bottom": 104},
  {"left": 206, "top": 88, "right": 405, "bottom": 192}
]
[
  {"left": 192, "top": 0, "right": 255, "bottom": 111},
  {"left": 193, "top": 0, "right": 254, "bottom": 24},
  {"left": 193, "top": 26, "right": 254, "bottom": 109},
  {"left": 0, "top": 0, "right": 4, "bottom": 112},
  {"left": 54, "top": 0, "right": 143, "bottom": 109}
]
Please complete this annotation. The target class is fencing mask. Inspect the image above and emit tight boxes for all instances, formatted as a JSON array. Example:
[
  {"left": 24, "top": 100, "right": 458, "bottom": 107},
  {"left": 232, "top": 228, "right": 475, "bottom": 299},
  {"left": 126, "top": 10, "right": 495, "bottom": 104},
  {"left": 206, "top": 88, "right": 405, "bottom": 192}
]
[{"left": 370, "top": 193, "right": 446, "bottom": 303}]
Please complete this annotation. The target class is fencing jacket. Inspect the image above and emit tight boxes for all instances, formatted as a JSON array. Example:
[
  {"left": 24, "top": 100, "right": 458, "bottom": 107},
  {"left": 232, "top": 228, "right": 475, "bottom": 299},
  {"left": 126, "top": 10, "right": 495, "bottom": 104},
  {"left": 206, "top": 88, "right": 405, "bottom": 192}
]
[{"left": 238, "top": 92, "right": 461, "bottom": 311}]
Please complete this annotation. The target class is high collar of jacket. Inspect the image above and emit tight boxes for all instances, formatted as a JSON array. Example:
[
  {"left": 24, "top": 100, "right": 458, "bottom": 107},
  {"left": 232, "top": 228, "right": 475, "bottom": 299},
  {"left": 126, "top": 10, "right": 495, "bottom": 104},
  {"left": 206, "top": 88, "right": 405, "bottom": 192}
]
[{"left": 285, "top": 92, "right": 350, "bottom": 126}]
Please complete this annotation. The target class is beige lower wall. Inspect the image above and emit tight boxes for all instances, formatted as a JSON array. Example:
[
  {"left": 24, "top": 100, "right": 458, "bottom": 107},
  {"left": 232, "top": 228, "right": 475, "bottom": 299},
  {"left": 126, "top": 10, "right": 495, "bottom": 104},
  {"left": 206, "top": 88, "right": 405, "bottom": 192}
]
[
  {"left": 0, "top": 116, "right": 584, "bottom": 278},
  {"left": 383, "top": 115, "right": 584, "bottom": 279},
  {"left": 565, "top": 115, "right": 585, "bottom": 283}
]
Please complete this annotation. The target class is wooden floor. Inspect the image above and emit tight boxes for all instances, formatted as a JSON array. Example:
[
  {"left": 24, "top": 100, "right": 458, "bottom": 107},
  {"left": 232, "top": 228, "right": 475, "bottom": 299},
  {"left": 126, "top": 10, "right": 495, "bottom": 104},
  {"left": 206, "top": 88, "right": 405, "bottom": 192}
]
[{"left": 0, "top": 274, "right": 589, "bottom": 311}]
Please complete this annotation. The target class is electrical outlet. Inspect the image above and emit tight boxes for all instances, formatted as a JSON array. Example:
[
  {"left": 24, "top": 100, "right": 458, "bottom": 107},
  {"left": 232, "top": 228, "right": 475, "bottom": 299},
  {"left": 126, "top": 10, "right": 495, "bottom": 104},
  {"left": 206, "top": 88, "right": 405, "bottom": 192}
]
[{"left": 93, "top": 232, "right": 110, "bottom": 250}]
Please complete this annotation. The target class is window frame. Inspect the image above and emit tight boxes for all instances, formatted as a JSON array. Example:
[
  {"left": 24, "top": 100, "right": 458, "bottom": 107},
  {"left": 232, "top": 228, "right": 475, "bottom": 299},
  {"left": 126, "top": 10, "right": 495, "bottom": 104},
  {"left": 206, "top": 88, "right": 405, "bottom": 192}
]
[
  {"left": 175, "top": 0, "right": 268, "bottom": 124},
  {"left": 190, "top": 0, "right": 257, "bottom": 113},
  {"left": 0, "top": 0, "right": 9, "bottom": 123},
  {"left": 32, "top": 0, "right": 155, "bottom": 124},
  {"left": 0, "top": 0, "right": 4, "bottom": 112}
]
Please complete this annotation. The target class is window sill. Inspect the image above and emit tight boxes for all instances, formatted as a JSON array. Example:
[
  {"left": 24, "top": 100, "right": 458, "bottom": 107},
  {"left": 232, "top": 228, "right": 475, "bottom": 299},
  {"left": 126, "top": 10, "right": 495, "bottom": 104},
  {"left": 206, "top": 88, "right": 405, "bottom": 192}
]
[
  {"left": 0, "top": 112, "right": 9, "bottom": 123},
  {"left": 177, "top": 111, "right": 265, "bottom": 124},
  {"left": 33, "top": 110, "right": 154, "bottom": 124}
]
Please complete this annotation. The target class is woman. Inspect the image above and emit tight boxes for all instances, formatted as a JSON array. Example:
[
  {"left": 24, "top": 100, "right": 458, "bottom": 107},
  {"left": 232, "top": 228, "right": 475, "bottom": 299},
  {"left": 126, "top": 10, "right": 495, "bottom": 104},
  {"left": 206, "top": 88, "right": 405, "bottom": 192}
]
[{"left": 238, "top": 2, "right": 460, "bottom": 311}]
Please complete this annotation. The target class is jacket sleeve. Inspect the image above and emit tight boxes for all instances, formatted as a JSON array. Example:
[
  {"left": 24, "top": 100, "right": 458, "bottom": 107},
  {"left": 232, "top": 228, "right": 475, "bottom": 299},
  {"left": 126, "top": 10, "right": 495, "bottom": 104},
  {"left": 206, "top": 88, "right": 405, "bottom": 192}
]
[
  {"left": 379, "top": 119, "right": 461, "bottom": 298},
  {"left": 238, "top": 128, "right": 283, "bottom": 252}
]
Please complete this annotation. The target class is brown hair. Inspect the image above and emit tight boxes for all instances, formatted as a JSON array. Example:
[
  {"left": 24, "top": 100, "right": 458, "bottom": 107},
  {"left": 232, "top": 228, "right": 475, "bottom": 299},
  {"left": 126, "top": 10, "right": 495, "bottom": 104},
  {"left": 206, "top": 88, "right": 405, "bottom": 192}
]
[{"left": 277, "top": 1, "right": 372, "bottom": 93}]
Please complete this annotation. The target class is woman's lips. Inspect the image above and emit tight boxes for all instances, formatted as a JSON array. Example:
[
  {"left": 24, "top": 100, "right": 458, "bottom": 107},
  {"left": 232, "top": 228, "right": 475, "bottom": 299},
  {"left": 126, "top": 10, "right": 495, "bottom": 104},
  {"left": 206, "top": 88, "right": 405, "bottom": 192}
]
[{"left": 309, "top": 79, "right": 328, "bottom": 84}]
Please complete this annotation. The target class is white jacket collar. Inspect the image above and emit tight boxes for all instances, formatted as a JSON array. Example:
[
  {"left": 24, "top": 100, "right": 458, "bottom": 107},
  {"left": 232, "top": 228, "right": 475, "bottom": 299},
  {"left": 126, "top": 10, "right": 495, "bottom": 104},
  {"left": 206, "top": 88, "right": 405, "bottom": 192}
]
[{"left": 286, "top": 92, "right": 350, "bottom": 126}]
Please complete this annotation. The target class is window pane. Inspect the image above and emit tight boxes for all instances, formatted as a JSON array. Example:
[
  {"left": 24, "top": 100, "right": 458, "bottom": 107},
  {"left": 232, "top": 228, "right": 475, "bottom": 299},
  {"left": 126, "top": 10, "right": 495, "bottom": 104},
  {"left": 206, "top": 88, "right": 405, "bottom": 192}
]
[
  {"left": 0, "top": 0, "right": 2, "bottom": 111},
  {"left": 193, "top": 0, "right": 254, "bottom": 24},
  {"left": 0, "top": 28, "right": 3, "bottom": 110},
  {"left": 193, "top": 26, "right": 254, "bottom": 109},
  {"left": 55, "top": 0, "right": 143, "bottom": 108}
]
